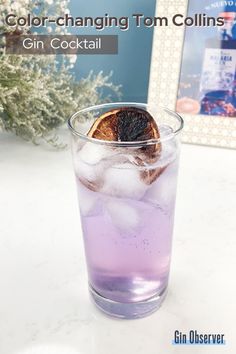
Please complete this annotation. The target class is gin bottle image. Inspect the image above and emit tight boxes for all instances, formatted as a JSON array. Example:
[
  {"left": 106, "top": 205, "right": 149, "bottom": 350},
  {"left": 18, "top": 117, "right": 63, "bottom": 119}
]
[{"left": 200, "top": 11, "right": 236, "bottom": 116}]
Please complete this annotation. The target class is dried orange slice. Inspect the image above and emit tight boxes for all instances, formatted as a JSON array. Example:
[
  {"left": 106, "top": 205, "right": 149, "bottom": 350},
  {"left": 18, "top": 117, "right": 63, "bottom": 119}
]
[
  {"left": 87, "top": 107, "right": 163, "bottom": 184},
  {"left": 88, "top": 109, "right": 120, "bottom": 141},
  {"left": 88, "top": 107, "right": 161, "bottom": 157}
]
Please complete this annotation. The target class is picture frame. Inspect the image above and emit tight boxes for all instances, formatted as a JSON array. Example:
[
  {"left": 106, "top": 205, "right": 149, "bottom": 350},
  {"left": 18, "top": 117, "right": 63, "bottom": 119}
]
[{"left": 148, "top": 0, "right": 236, "bottom": 149}]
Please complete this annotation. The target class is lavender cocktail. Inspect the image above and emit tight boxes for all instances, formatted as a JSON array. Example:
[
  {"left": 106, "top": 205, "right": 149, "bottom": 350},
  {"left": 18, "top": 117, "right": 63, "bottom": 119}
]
[{"left": 68, "top": 103, "right": 183, "bottom": 319}]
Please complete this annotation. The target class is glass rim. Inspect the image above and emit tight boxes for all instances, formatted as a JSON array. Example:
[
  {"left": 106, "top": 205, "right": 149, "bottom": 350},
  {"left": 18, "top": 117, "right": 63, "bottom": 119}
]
[{"left": 68, "top": 102, "right": 184, "bottom": 147}]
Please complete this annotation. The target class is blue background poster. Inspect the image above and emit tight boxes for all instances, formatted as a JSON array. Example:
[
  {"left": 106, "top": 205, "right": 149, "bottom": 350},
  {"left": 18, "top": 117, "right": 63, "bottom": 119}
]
[
  {"left": 177, "top": 0, "right": 236, "bottom": 117},
  {"left": 70, "top": 0, "right": 156, "bottom": 102}
]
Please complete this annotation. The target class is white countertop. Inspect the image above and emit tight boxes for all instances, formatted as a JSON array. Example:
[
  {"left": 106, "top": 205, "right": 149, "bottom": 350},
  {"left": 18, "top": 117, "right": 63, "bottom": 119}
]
[{"left": 0, "top": 133, "right": 236, "bottom": 354}]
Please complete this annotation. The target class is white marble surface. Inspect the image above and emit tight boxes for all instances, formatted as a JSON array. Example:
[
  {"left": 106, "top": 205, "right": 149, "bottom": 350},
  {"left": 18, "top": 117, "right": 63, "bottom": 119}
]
[{"left": 0, "top": 133, "right": 236, "bottom": 354}]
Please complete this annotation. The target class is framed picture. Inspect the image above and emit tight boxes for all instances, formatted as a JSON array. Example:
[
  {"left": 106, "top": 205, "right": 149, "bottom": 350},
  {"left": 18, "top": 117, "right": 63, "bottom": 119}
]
[{"left": 148, "top": 0, "right": 236, "bottom": 149}]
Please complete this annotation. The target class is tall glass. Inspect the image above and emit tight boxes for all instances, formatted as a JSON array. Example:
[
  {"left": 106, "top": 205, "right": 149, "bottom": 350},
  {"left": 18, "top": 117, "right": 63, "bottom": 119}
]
[{"left": 68, "top": 103, "right": 184, "bottom": 319}]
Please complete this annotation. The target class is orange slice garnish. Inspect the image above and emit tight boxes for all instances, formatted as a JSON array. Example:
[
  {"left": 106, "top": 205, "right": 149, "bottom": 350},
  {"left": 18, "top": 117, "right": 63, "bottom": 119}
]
[
  {"left": 87, "top": 107, "right": 162, "bottom": 184},
  {"left": 88, "top": 107, "right": 161, "bottom": 157}
]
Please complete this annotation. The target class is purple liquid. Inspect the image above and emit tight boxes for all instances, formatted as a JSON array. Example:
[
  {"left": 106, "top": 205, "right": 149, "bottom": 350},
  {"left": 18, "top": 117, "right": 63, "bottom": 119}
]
[{"left": 76, "top": 158, "right": 178, "bottom": 304}]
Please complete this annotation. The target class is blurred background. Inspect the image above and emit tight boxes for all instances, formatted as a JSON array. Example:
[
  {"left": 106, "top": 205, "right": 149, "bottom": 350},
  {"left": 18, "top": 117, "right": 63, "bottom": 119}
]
[
  {"left": 69, "top": 0, "right": 156, "bottom": 102},
  {"left": 0, "top": 0, "right": 157, "bottom": 146}
]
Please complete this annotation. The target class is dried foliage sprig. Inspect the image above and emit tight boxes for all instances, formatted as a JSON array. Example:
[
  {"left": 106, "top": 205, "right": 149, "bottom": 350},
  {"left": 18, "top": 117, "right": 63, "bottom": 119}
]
[{"left": 0, "top": 0, "right": 121, "bottom": 146}]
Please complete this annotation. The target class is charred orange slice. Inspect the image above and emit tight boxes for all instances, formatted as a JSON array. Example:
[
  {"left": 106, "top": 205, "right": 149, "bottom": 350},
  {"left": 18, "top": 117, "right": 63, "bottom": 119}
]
[
  {"left": 88, "top": 109, "right": 120, "bottom": 141},
  {"left": 88, "top": 107, "right": 161, "bottom": 157},
  {"left": 87, "top": 107, "right": 163, "bottom": 184}
]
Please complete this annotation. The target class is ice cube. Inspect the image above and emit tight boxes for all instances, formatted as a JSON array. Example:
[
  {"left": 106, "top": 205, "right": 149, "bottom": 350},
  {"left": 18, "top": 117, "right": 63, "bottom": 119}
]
[
  {"left": 102, "top": 163, "right": 149, "bottom": 199},
  {"left": 106, "top": 200, "right": 140, "bottom": 234},
  {"left": 145, "top": 162, "right": 178, "bottom": 206},
  {"left": 74, "top": 156, "right": 100, "bottom": 184},
  {"left": 77, "top": 182, "right": 101, "bottom": 217},
  {"left": 158, "top": 125, "right": 178, "bottom": 166},
  {"left": 79, "top": 142, "right": 115, "bottom": 165},
  {"left": 74, "top": 142, "right": 114, "bottom": 187}
]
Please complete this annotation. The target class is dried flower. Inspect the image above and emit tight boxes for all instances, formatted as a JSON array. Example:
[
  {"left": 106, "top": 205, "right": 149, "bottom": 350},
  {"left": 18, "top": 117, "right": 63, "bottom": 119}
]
[{"left": 0, "top": 0, "right": 121, "bottom": 146}]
